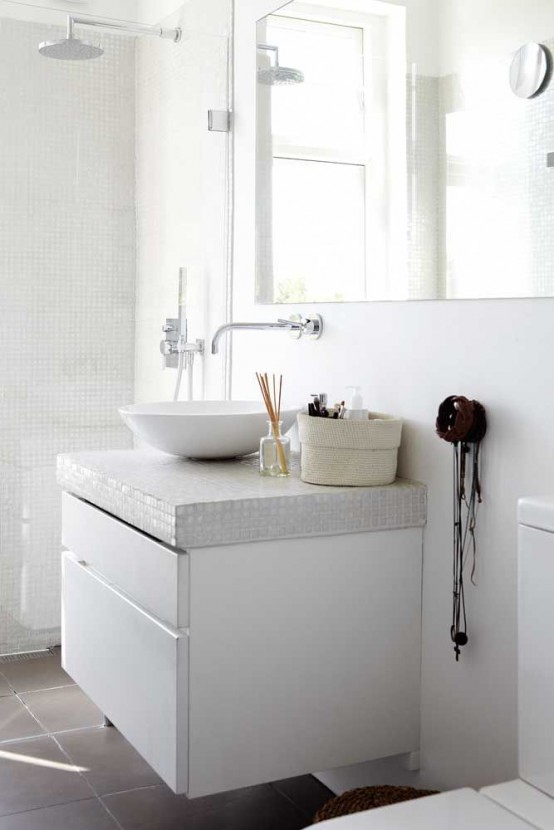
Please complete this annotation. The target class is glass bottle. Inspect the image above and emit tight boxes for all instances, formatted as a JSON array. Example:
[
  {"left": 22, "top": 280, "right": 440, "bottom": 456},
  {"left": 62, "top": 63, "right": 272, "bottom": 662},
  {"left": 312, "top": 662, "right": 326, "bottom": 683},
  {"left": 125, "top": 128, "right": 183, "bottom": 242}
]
[{"left": 259, "top": 421, "right": 290, "bottom": 477}]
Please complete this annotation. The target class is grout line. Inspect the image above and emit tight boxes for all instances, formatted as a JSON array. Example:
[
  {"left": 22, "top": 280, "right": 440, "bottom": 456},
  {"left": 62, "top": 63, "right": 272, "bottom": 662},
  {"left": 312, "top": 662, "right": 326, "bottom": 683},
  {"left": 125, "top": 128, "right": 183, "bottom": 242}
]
[
  {"left": 13, "top": 689, "right": 65, "bottom": 739},
  {"left": 51, "top": 733, "right": 99, "bottom": 800},
  {"left": 0, "top": 732, "right": 46, "bottom": 747},
  {"left": 96, "top": 795, "right": 126, "bottom": 830},
  {"left": 5, "top": 694, "right": 47, "bottom": 741},
  {"left": 0, "top": 722, "right": 107, "bottom": 746},
  {"left": 51, "top": 730, "right": 129, "bottom": 801},
  {"left": 97, "top": 782, "right": 178, "bottom": 824},
  {"left": 0, "top": 685, "right": 106, "bottom": 745},
  {"left": 14, "top": 681, "right": 77, "bottom": 695},
  {"left": 98, "top": 785, "right": 165, "bottom": 830},
  {"left": 100, "top": 784, "right": 165, "bottom": 799},
  {"left": 0, "top": 796, "right": 104, "bottom": 823},
  {"left": 8, "top": 682, "right": 103, "bottom": 742}
]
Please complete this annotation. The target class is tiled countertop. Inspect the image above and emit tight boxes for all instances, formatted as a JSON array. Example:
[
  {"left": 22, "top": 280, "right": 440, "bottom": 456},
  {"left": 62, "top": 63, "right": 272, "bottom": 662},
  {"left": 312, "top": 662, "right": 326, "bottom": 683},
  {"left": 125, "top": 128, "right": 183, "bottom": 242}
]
[{"left": 57, "top": 450, "right": 427, "bottom": 549}]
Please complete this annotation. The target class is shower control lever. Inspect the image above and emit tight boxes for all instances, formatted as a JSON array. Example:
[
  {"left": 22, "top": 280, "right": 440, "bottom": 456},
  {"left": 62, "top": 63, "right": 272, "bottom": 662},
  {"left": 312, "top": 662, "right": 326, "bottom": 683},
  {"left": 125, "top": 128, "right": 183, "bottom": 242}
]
[{"left": 160, "top": 317, "right": 204, "bottom": 369}]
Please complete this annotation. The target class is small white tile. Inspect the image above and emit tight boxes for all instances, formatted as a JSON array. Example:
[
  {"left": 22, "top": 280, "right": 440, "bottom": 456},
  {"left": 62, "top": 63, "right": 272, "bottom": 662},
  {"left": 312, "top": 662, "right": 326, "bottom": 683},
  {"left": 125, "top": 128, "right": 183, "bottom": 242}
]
[{"left": 0, "top": 18, "right": 136, "bottom": 654}]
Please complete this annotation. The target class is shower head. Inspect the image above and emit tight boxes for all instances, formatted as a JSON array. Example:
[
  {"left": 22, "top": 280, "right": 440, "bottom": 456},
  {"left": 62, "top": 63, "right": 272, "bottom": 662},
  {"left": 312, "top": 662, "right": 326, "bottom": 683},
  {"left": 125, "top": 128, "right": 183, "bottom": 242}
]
[
  {"left": 38, "top": 15, "right": 181, "bottom": 61},
  {"left": 257, "top": 43, "right": 304, "bottom": 86},
  {"left": 38, "top": 37, "right": 103, "bottom": 60},
  {"left": 257, "top": 65, "right": 304, "bottom": 85}
]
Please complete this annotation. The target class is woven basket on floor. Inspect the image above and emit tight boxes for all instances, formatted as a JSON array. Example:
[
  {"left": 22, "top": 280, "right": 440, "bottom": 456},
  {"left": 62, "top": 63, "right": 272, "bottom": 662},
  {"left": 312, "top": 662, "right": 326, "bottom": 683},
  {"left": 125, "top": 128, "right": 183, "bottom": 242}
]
[
  {"left": 298, "top": 412, "right": 402, "bottom": 487},
  {"left": 313, "top": 785, "right": 439, "bottom": 823}
]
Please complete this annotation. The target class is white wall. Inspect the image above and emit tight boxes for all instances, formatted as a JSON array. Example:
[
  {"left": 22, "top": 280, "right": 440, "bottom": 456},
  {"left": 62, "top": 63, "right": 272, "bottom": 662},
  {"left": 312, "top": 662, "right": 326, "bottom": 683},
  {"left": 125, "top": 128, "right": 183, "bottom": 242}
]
[
  {"left": 439, "top": 0, "right": 554, "bottom": 76},
  {"left": 0, "top": 0, "right": 233, "bottom": 32},
  {"left": 139, "top": 0, "right": 185, "bottom": 23},
  {"left": 139, "top": 0, "right": 231, "bottom": 33},
  {"left": 0, "top": 0, "right": 148, "bottom": 24},
  {"left": 384, "top": 0, "right": 439, "bottom": 75}
]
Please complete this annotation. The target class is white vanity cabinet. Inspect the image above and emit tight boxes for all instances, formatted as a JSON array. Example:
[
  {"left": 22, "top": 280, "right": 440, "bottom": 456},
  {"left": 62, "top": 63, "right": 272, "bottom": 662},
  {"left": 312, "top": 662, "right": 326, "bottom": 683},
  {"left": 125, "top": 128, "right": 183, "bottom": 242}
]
[{"left": 58, "top": 450, "right": 426, "bottom": 798}]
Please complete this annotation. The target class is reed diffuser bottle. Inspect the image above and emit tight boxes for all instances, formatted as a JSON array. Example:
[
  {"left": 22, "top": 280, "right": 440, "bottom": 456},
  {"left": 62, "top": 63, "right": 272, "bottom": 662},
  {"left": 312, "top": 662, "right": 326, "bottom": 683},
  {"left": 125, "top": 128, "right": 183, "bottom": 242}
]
[
  {"left": 256, "top": 373, "right": 290, "bottom": 477},
  {"left": 260, "top": 420, "right": 290, "bottom": 477}
]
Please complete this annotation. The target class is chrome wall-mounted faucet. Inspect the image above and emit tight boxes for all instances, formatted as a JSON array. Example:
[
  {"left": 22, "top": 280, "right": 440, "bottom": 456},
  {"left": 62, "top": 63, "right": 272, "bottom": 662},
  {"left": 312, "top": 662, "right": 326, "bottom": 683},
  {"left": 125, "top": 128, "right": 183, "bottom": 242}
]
[{"left": 211, "top": 313, "right": 323, "bottom": 355}]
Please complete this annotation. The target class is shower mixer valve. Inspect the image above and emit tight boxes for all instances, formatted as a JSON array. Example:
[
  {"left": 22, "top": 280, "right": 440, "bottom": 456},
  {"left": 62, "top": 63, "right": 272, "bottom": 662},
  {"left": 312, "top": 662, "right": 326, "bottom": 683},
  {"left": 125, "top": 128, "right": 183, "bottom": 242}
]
[{"left": 160, "top": 318, "right": 204, "bottom": 370}]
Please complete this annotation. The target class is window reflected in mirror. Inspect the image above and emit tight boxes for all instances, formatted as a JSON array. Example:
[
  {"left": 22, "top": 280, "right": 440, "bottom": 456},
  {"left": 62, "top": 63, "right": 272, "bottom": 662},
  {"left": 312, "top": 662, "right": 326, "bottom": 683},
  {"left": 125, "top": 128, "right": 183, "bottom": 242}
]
[{"left": 256, "top": 0, "right": 407, "bottom": 303}]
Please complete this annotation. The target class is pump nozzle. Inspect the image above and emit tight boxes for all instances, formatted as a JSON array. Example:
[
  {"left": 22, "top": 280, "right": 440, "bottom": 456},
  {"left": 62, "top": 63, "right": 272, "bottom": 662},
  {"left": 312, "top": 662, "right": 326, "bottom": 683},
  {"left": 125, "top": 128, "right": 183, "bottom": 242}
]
[{"left": 345, "top": 386, "right": 368, "bottom": 421}]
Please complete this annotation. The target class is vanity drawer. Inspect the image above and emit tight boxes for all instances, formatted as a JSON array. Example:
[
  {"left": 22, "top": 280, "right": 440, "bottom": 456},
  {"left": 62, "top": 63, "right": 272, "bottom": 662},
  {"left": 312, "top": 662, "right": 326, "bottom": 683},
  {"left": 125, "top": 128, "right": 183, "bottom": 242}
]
[
  {"left": 62, "top": 492, "right": 188, "bottom": 628},
  {"left": 62, "top": 552, "right": 189, "bottom": 793}
]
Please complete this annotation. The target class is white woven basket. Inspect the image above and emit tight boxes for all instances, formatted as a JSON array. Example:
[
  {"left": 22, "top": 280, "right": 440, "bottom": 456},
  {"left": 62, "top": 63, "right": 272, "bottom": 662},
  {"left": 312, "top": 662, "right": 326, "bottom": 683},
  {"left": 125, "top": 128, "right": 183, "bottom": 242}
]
[{"left": 298, "top": 412, "right": 402, "bottom": 487}]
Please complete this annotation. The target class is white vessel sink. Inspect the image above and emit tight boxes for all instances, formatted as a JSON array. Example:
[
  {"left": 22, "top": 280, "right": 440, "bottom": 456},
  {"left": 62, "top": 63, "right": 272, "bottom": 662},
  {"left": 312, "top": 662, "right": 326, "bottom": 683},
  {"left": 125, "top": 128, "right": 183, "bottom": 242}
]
[{"left": 119, "top": 401, "right": 299, "bottom": 460}]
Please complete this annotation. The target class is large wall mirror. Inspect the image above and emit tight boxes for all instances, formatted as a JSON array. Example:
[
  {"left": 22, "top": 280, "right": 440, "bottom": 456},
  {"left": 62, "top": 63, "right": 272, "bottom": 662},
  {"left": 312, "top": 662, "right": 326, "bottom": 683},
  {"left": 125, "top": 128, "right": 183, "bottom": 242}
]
[{"left": 246, "top": 0, "right": 554, "bottom": 303}]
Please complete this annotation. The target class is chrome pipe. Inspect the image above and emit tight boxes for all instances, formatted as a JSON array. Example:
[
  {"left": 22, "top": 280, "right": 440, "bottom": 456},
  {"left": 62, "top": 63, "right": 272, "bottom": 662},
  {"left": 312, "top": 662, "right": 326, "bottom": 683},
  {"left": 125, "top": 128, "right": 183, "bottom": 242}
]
[
  {"left": 257, "top": 43, "right": 279, "bottom": 65},
  {"left": 69, "top": 16, "right": 182, "bottom": 43}
]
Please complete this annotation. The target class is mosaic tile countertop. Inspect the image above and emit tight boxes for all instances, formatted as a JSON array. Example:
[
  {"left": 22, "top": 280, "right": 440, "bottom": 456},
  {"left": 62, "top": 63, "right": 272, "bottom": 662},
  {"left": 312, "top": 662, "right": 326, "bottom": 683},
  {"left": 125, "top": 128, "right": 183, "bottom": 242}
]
[{"left": 56, "top": 450, "right": 427, "bottom": 550}]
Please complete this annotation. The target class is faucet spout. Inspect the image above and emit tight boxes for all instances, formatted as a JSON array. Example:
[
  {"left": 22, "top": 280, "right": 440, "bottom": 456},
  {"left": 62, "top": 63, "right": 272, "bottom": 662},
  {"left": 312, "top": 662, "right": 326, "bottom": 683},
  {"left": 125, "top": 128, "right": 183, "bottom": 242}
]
[
  {"left": 210, "top": 314, "right": 323, "bottom": 355},
  {"left": 211, "top": 321, "right": 296, "bottom": 354}
]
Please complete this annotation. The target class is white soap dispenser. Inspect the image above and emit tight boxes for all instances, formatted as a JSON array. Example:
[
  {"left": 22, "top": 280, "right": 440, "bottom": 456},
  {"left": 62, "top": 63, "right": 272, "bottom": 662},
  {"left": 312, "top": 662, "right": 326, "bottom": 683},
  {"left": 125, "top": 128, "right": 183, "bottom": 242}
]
[{"left": 345, "top": 386, "right": 369, "bottom": 421}]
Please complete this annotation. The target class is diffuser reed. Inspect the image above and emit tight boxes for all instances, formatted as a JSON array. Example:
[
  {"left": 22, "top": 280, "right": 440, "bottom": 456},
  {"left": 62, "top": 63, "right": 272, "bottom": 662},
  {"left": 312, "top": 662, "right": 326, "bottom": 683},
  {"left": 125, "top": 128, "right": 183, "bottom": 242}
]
[{"left": 256, "top": 372, "right": 290, "bottom": 477}]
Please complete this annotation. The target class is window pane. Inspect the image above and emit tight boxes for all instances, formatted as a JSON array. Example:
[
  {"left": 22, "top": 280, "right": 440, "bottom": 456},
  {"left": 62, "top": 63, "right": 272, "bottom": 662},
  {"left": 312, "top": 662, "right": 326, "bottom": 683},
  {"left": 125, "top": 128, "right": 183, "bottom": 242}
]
[
  {"left": 259, "top": 158, "right": 366, "bottom": 303},
  {"left": 262, "top": 16, "right": 365, "bottom": 156}
]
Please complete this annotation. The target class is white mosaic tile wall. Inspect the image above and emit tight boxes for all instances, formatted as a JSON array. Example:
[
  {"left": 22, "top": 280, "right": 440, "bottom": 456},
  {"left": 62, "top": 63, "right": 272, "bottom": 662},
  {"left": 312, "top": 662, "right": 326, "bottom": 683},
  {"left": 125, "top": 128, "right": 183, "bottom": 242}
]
[
  {"left": 0, "top": 17, "right": 136, "bottom": 653},
  {"left": 408, "top": 36, "right": 554, "bottom": 301},
  {"left": 438, "top": 43, "right": 554, "bottom": 299},
  {"left": 134, "top": 6, "right": 230, "bottom": 404}
]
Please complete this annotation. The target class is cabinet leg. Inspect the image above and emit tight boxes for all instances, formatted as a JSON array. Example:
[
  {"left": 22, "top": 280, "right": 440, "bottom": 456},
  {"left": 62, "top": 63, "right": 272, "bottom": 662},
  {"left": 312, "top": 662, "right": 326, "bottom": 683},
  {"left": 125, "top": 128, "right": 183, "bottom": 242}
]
[{"left": 103, "top": 715, "right": 114, "bottom": 728}]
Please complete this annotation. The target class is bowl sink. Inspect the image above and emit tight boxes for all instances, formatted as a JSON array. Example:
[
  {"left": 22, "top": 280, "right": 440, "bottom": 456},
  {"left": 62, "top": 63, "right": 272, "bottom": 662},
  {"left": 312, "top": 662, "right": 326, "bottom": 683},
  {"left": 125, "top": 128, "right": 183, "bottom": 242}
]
[{"left": 119, "top": 401, "right": 299, "bottom": 460}]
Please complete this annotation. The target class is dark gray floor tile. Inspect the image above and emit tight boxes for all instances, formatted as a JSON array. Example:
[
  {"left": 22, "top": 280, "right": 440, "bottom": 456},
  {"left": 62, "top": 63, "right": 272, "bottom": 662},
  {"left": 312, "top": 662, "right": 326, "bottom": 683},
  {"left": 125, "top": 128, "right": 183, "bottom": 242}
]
[
  {"left": 0, "top": 655, "right": 74, "bottom": 694},
  {"left": 0, "top": 677, "right": 13, "bottom": 698},
  {"left": 103, "top": 783, "right": 307, "bottom": 830},
  {"left": 19, "top": 685, "right": 103, "bottom": 734},
  {"left": 56, "top": 727, "right": 162, "bottom": 796},
  {"left": 0, "top": 736, "right": 93, "bottom": 816},
  {"left": 0, "top": 697, "right": 44, "bottom": 743},
  {"left": 0, "top": 798, "right": 118, "bottom": 829},
  {"left": 272, "top": 775, "right": 333, "bottom": 821}
]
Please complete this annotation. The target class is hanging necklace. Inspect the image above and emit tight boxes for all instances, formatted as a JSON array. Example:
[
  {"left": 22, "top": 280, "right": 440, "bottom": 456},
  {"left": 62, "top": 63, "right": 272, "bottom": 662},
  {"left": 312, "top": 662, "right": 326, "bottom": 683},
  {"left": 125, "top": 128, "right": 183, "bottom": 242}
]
[{"left": 436, "top": 396, "right": 486, "bottom": 661}]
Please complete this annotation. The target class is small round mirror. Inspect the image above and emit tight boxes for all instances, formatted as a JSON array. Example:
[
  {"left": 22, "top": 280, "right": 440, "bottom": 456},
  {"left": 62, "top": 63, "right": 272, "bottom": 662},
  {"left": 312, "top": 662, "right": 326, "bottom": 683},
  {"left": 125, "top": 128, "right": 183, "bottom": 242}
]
[{"left": 510, "top": 43, "right": 550, "bottom": 98}]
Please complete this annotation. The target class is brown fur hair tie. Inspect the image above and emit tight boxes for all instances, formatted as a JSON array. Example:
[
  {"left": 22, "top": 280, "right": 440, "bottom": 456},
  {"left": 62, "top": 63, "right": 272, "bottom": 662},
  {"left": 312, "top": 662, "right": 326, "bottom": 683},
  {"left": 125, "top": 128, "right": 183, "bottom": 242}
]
[{"left": 436, "top": 395, "right": 487, "bottom": 444}]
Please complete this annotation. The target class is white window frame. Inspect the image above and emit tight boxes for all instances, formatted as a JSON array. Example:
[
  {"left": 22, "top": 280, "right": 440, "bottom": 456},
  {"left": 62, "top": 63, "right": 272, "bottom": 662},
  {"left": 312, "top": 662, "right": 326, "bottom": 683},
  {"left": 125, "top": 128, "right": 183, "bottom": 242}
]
[
  {"left": 258, "top": 12, "right": 368, "bottom": 302},
  {"left": 233, "top": 0, "right": 407, "bottom": 343}
]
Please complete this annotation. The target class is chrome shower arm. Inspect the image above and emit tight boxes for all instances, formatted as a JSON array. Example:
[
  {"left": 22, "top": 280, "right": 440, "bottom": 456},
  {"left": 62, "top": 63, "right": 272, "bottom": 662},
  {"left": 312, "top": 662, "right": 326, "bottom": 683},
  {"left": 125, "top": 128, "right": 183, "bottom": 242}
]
[{"left": 68, "top": 16, "right": 182, "bottom": 42}]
